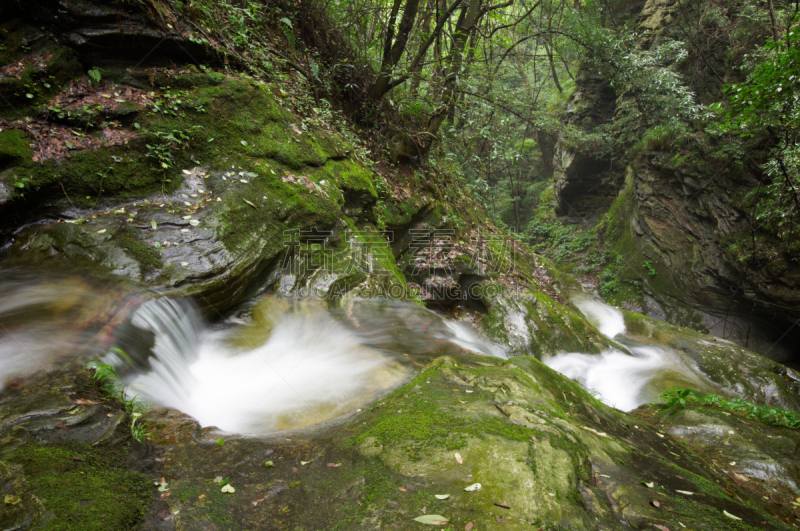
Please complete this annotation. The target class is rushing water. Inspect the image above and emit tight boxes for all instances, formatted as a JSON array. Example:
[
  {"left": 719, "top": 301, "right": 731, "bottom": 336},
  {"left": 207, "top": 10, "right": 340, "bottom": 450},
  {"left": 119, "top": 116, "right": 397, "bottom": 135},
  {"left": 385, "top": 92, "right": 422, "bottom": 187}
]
[
  {"left": 0, "top": 272, "right": 711, "bottom": 432},
  {"left": 0, "top": 273, "right": 135, "bottom": 392},
  {"left": 111, "top": 296, "right": 505, "bottom": 434},
  {"left": 544, "top": 294, "right": 710, "bottom": 411}
]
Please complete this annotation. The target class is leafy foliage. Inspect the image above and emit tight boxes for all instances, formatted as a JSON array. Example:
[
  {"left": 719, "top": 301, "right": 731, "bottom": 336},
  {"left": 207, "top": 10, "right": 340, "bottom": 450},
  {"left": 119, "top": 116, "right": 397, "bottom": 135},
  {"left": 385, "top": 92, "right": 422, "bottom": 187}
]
[
  {"left": 87, "top": 358, "right": 152, "bottom": 441},
  {"left": 712, "top": 15, "right": 800, "bottom": 260},
  {"left": 660, "top": 387, "right": 800, "bottom": 430}
]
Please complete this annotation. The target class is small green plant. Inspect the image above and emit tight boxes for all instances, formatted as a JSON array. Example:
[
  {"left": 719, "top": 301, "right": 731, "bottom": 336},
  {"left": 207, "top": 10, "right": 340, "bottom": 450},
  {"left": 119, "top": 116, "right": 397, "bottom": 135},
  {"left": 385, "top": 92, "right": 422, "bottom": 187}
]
[
  {"left": 87, "top": 359, "right": 152, "bottom": 441},
  {"left": 145, "top": 127, "right": 200, "bottom": 194},
  {"left": 87, "top": 67, "right": 102, "bottom": 85},
  {"left": 644, "top": 260, "right": 657, "bottom": 276},
  {"left": 660, "top": 388, "right": 704, "bottom": 409},
  {"left": 659, "top": 387, "right": 800, "bottom": 430}
]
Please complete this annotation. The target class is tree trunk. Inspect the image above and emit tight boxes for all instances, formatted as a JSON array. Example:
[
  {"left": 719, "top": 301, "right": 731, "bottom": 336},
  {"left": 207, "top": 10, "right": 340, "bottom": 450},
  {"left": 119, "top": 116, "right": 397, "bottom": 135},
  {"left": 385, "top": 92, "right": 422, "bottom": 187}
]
[
  {"left": 767, "top": 0, "right": 780, "bottom": 45},
  {"left": 546, "top": 41, "right": 562, "bottom": 93},
  {"left": 368, "top": 0, "right": 422, "bottom": 102},
  {"left": 409, "top": 0, "right": 434, "bottom": 96}
]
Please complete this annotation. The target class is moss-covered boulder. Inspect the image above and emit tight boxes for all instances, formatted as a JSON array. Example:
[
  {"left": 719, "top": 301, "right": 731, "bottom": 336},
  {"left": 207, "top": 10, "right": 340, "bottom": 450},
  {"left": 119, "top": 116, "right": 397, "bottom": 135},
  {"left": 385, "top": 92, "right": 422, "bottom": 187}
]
[
  {"left": 1, "top": 75, "right": 421, "bottom": 314},
  {"left": 482, "top": 288, "right": 614, "bottom": 357},
  {"left": 639, "top": 402, "right": 800, "bottom": 509},
  {"left": 0, "top": 371, "right": 159, "bottom": 531},
  {"left": 136, "top": 354, "right": 799, "bottom": 530}
]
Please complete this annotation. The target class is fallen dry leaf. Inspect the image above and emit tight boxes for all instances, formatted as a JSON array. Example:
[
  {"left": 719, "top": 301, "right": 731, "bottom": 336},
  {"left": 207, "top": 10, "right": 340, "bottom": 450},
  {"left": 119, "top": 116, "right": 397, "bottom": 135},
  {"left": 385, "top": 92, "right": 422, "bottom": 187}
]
[
  {"left": 454, "top": 452, "right": 463, "bottom": 465},
  {"left": 412, "top": 514, "right": 449, "bottom": 525},
  {"left": 74, "top": 398, "right": 101, "bottom": 405},
  {"left": 327, "top": 463, "right": 342, "bottom": 467},
  {"left": 57, "top": 424, "right": 68, "bottom": 430},
  {"left": 465, "top": 523, "right": 474, "bottom": 531}
]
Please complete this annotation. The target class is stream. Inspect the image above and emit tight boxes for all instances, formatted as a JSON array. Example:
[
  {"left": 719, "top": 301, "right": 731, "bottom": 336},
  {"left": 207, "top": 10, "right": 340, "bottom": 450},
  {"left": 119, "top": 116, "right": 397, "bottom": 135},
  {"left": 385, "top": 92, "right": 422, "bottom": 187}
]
[{"left": 0, "top": 275, "right": 711, "bottom": 434}]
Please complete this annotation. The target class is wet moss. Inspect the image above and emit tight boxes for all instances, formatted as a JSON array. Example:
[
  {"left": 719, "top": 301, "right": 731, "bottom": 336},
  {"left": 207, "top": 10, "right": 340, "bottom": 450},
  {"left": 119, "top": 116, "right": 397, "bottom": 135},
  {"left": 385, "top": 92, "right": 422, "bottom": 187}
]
[
  {"left": 0, "top": 129, "right": 32, "bottom": 164},
  {"left": 217, "top": 171, "right": 340, "bottom": 252},
  {"left": 3, "top": 145, "right": 166, "bottom": 207},
  {"left": 6, "top": 442, "right": 151, "bottom": 531},
  {"left": 112, "top": 226, "right": 162, "bottom": 272}
]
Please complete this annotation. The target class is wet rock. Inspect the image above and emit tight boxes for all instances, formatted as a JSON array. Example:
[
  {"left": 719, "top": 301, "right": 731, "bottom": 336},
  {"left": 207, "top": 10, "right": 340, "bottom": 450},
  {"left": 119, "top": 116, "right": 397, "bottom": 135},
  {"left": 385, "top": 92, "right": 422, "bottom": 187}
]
[
  {"left": 136, "top": 353, "right": 799, "bottom": 529},
  {"left": 481, "top": 288, "right": 614, "bottom": 357},
  {"left": 662, "top": 408, "right": 800, "bottom": 496},
  {"left": 624, "top": 310, "right": 800, "bottom": 412}
]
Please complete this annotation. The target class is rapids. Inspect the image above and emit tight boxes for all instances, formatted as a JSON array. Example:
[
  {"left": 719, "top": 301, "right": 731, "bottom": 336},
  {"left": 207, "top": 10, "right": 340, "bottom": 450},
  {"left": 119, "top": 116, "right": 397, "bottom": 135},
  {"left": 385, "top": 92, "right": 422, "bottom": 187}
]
[
  {"left": 544, "top": 294, "right": 711, "bottom": 411},
  {"left": 0, "top": 273, "right": 711, "bottom": 432},
  {"left": 112, "top": 296, "right": 506, "bottom": 434}
]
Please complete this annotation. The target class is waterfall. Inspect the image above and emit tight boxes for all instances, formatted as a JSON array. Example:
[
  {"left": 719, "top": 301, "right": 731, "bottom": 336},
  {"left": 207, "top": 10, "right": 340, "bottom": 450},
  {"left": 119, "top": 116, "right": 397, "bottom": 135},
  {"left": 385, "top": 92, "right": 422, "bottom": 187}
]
[
  {"left": 118, "top": 297, "right": 506, "bottom": 434},
  {"left": 544, "top": 295, "right": 708, "bottom": 411},
  {"left": 570, "top": 294, "right": 627, "bottom": 339}
]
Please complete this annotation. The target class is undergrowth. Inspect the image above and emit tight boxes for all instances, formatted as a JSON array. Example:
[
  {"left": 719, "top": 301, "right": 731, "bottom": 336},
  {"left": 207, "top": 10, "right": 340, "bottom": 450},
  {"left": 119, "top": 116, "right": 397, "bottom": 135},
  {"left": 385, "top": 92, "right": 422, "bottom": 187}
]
[
  {"left": 660, "top": 388, "right": 800, "bottom": 430},
  {"left": 87, "top": 355, "right": 152, "bottom": 441}
]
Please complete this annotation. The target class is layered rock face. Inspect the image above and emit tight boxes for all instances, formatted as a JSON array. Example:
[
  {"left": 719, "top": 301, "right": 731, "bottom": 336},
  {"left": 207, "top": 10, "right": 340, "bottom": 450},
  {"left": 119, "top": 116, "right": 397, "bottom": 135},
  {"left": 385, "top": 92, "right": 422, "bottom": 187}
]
[{"left": 549, "top": 0, "right": 800, "bottom": 363}]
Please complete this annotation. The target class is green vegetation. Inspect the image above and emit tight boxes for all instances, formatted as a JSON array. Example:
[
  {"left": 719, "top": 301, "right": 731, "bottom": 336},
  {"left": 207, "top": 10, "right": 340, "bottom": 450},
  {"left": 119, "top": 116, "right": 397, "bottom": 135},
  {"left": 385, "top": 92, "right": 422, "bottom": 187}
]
[
  {"left": 7, "top": 443, "right": 151, "bottom": 531},
  {"left": 660, "top": 388, "right": 800, "bottom": 430},
  {"left": 87, "top": 360, "right": 152, "bottom": 441}
]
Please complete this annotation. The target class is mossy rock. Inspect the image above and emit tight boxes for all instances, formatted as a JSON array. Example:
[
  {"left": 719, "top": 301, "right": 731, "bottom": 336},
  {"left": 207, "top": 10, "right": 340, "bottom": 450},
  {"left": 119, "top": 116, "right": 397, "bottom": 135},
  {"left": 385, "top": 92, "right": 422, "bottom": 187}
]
[
  {"left": 481, "top": 288, "right": 613, "bottom": 356},
  {"left": 136, "top": 351, "right": 796, "bottom": 529},
  {"left": 0, "top": 129, "right": 32, "bottom": 165},
  {"left": 6, "top": 443, "right": 152, "bottom": 531}
]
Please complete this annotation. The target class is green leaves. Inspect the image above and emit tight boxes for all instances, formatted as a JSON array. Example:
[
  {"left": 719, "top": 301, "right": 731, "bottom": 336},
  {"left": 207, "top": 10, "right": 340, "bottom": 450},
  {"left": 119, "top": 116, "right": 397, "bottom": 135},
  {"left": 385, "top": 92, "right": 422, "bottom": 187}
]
[
  {"left": 660, "top": 388, "right": 800, "bottom": 430},
  {"left": 87, "top": 67, "right": 102, "bottom": 85},
  {"left": 659, "top": 388, "right": 703, "bottom": 409}
]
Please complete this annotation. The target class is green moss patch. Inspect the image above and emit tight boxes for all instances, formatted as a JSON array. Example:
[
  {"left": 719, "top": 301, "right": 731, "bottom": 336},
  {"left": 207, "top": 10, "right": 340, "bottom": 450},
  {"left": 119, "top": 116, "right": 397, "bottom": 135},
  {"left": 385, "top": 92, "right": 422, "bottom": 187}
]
[
  {"left": 6, "top": 442, "right": 152, "bottom": 531},
  {"left": 0, "top": 129, "right": 32, "bottom": 165},
  {"left": 112, "top": 226, "right": 163, "bottom": 272}
]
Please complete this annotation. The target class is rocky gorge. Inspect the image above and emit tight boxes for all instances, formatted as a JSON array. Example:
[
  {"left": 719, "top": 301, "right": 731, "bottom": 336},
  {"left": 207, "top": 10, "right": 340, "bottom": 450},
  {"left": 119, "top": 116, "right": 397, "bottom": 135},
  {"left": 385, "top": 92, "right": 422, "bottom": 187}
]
[{"left": 1, "top": 0, "right": 800, "bottom": 530}]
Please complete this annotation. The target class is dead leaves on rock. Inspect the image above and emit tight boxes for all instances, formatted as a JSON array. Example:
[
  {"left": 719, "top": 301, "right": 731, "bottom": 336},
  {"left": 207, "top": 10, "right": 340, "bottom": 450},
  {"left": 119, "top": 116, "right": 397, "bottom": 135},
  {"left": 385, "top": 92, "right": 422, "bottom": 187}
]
[
  {"left": 73, "top": 398, "right": 101, "bottom": 405},
  {"left": 281, "top": 172, "right": 328, "bottom": 196},
  {"left": 0, "top": 120, "right": 137, "bottom": 163},
  {"left": 0, "top": 52, "right": 52, "bottom": 79}
]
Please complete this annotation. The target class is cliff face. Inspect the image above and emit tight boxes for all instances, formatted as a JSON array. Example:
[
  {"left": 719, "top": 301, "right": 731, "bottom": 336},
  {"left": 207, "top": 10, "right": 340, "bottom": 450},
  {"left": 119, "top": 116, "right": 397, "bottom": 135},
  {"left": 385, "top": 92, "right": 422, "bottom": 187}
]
[
  {"left": 549, "top": 0, "right": 800, "bottom": 363},
  {"left": 552, "top": 70, "right": 622, "bottom": 221}
]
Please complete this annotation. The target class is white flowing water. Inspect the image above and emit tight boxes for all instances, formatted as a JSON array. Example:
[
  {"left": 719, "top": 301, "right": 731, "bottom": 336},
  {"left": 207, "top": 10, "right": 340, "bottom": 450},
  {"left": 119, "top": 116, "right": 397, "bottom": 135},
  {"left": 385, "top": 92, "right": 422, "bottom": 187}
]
[
  {"left": 0, "top": 275, "right": 123, "bottom": 391},
  {"left": 570, "top": 295, "right": 627, "bottom": 338},
  {"left": 116, "top": 296, "right": 505, "bottom": 434},
  {"left": 544, "top": 295, "right": 708, "bottom": 411},
  {"left": 0, "top": 272, "right": 708, "bottom": 430}
]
